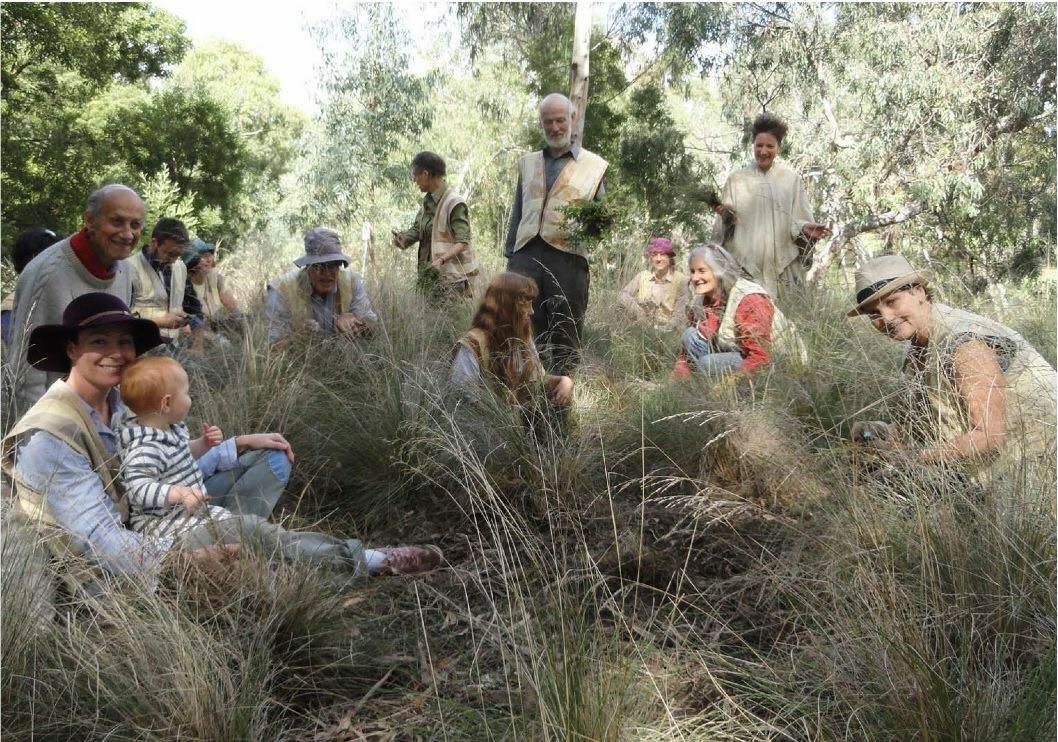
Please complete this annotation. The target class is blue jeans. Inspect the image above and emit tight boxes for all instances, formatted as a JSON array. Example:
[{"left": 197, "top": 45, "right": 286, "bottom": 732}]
[
  {"left": 204, "top": 449, "right": 291, "bottom": 518},
  {"left": 681, "top": 327, "right": 743, "bottom": 376}
]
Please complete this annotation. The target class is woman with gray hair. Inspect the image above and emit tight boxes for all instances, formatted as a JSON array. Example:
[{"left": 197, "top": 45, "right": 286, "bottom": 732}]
[{"left": 672, "top": 243, "right": 805, "bottom": 378}]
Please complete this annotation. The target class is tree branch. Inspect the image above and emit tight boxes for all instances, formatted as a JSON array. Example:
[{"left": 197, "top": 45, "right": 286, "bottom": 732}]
[{"left": 807, "top": 201, "right": 925, "bottom": 284}]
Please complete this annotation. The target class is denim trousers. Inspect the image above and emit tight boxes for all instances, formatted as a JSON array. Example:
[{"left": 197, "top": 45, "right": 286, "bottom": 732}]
[{"left": 681, "top": 326, "right": 743, "bottom": 375}]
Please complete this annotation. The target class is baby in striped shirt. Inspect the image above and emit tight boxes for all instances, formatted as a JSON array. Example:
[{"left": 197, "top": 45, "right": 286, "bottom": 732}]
[{"left": 118, "top": 355, "right": 232, "bottom": 539}]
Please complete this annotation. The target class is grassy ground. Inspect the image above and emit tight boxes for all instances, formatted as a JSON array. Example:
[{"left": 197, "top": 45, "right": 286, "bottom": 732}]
[{"left": 2, "top": 249, "right": 1055, "bottom": 740}]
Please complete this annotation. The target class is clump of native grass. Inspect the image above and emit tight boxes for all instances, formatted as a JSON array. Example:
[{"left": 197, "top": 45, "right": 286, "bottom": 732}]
[{"left": 3, "top": 235, "right": 1054, "bottom": 738}]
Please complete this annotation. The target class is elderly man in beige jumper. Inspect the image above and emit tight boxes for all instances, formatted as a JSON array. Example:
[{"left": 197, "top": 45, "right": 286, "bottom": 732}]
[{"left": 8, "top": 183, "right": 142, "bottom": 412}]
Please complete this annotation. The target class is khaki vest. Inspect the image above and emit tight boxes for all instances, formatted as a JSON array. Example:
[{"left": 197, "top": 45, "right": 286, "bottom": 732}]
[
  {"left": 1, "top": 381, "right": 128, "bottom": 527},
  {"left": 432, "top": 188, "right": 480, "bottom": 284},
  {"left": 714, "top": 279, "right": 808, "bottom": 364},
  {"left": 129, "top": 250, "right": 186, "bottom": 340},
  {"left": 904, "top": 303, "right": 1057, "bottom": 478},
  {"left": 513, "top": 149, "right": 608, "bottom": 256},
  {"left": 271, "top": 267, "right": 356, "bottom": 334},
  {"left": 193, "top": 271, "right": 225, "bottom": 321},
  {"left": 634, "top": 270, "right": 686, "bottom": 323}
]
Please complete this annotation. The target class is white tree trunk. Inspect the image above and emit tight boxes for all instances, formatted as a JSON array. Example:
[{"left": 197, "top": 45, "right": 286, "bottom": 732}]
[{"left": 569, "top": 1, "right": 591, "bottom": 146}]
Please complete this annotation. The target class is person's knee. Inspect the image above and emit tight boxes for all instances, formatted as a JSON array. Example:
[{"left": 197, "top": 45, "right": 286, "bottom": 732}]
[
  {"left": 265, "top": 450, "right": 292, "bottom": 484},
  {"left": 681, "top": 326, "right": 699, "bottom": 349}
]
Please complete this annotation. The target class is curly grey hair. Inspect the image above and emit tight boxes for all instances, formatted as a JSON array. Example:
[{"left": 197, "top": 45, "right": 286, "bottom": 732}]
[{"left": 687, "top": 242, "right": 742, "bottom": 294}]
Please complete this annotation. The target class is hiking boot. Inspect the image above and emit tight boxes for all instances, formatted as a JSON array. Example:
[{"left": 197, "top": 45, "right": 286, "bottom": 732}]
[{"left": 371, "top": 545, "right": 443, "bottom": 576}]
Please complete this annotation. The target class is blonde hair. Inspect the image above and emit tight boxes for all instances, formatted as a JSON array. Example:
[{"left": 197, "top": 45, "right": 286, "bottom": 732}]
[{"left": 120, "top": 356, "right": 185, "bottom": 415}]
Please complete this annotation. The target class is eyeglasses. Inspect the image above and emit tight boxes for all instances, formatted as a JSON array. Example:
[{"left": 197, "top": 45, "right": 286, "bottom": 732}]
[{"left": 308, "top": 261, "right": 343, "bottom": 272}]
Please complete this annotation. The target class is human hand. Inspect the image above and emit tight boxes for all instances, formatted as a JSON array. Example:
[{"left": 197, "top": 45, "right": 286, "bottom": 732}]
[
  {"left": 187, "top": 543, "right": 242, "bottom": 564},
  {"left": 430, "top": 254, "right": 446, "bottom": 269},
  {"left": 549, "top": 375, "right": 574, "bottom": 405},
  {"left": 852, "top": 420, "right": 901, "bottom": 450},
  {"left": 335, "top": 313, "right": 367, "bottom": 336},
  {"left": 714, "top": 204, "right": 738, "bottom": 223},
  {"left": 157, "top": 310, "right": 189, "bottom": 329},
  {"left": 167, "top": 484, "right": 210, "bottom": 514},
  {"left": 235, "top": 432, "right": 295, "bottom": 463},
  {"left": 801, "top": 223, "right": 832, "bottom": 241},
  {"left": 200, "top": 422, "right": 223, "bottom": 448},
  {"left": 391, "top": 231, "right": 406, "bottom": 248}
]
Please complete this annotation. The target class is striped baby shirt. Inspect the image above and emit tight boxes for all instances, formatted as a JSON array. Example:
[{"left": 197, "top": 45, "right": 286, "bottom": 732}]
[{"left": 118, "top": 420, "right": 232, "bottom": 539}]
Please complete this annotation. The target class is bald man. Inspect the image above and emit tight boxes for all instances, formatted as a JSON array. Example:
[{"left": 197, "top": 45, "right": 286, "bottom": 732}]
[
  {"left": 504, "top": 93, "right": 608, "bottom": 376},
  {"left": 9, "top": 184, "right": 141, "bottom": 410}
]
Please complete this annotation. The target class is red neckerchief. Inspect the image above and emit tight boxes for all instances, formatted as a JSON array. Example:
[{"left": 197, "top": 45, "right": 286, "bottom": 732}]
[{"left": 70, "top": 229, "right": 115, "bottom": 279}]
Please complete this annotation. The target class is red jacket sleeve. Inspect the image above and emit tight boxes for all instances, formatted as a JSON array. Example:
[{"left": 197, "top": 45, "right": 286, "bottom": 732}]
[{"left": 733, "top": 294, "right": 774, "bottom": 373}]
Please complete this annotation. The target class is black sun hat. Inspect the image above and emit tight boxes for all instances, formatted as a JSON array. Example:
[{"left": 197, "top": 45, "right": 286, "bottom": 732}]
[{"left": 26, "top": 293, "right": 163, "bottom": 373}]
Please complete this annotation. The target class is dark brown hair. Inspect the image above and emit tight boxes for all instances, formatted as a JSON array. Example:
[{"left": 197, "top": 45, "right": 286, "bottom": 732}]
[{"left": 751, "top": 112, "right": 788, "bottom": 144}]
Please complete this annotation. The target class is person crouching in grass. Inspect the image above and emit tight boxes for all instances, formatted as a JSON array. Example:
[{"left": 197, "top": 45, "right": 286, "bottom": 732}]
[
  {"left": 672, "top": 243, "right": 806, "bottom": 380},
  {"left": 451, "top": 272, "right": 573, "bottom": 433}
]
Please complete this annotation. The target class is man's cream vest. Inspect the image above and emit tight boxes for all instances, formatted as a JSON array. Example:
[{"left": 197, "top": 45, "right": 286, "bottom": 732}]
[
  {"left": 1, "top": 381, "right": 128, "bottom": 527},
  {"left": 432, "top": 188, "right": 480, "bottom": 284},
  {"left": 129, "top": 250, "right": 186, "bottom": 340},
  {"left": 271, "top": 267, "right": 356, "bottom": 334},
  {"left": 513, "top": 149, "right": 608, "bottom": 256},
  {"left": 904, "top": 303, "right": 1057, "bottom": 478},
  {"left": 714, "top": 278, "right": 808, "bottom": 364}
]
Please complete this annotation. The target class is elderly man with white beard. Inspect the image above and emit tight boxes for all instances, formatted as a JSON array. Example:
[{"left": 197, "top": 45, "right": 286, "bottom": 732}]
[{"left": 504, "top": 93, "right": 608, "bottom": 377}]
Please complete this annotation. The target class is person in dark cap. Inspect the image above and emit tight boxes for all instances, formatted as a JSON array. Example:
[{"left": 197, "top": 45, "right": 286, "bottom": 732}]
[
  {"left": 264, "top": 227, "right": 378, "bottom": 344},
  {"left": 1, "top": 293, "right": 442, "bottom": 589},
  {"left": 848, "top": 253, "right": 1056, "bottom": 483},
  {"left": 2, "top": 228, "right": 64, "bottom": 347}
]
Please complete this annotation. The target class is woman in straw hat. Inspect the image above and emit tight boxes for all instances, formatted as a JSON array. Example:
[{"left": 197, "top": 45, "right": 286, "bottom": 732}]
[{"left": 848, "top": 254, "right": 1056, "bottom": 478}]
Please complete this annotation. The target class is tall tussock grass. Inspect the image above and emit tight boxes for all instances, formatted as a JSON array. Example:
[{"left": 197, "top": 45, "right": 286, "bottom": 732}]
[{"left": 2, "top": 252, "right": 1054, "bottom": 738}]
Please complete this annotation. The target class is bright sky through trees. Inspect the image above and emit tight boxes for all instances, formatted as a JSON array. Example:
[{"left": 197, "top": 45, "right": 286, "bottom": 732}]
[{"left": 151, "top": 0, "right": 451, "bottom": 113}]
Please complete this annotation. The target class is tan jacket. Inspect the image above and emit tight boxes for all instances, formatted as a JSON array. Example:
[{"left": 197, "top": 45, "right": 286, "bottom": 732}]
[
  {"left": 2, "top": 381, "right": 127, "bottom": 528},
  {"left": 432, "top": 188, "right": 480, "bottom": 284},
  {"left": 513, "top": 149, "right": 608, "bottom": 256}
]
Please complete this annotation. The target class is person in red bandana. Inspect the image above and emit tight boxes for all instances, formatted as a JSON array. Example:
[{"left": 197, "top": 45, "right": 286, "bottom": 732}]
[{"left": 8, "top": 183, "right": 143, "bottom": 411}]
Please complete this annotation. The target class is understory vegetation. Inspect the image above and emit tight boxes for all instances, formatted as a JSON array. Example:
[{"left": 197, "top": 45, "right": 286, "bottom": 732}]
[
  {"left": 2, "top": 2, "right": 1056, "bottom": 738},
  {"left": 3, "top": 242, "right": 1054, "bottom": 739}
]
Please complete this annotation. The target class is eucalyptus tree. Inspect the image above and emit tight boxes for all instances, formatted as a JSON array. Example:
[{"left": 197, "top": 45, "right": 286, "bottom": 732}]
[
  {"left": 303, "top": 4, "right": 434, "bottom": 232},
  {"left": 715, "top": 3, "right": 1056, "bottom": 284},
  {"left": 0, "top": 2, "right": 188, "bottom": 239}
]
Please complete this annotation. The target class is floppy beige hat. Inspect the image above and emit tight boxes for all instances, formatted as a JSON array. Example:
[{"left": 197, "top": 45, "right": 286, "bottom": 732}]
[{"left": 846, "top": 254, "right": 932, "bottom": 317}]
